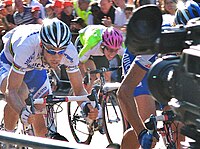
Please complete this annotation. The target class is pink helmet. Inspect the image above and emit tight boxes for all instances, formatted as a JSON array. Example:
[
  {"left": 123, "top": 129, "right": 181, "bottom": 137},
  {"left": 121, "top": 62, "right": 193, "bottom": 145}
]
[{"left": 102, "top": 27, "right": 123, "bottom": 49}]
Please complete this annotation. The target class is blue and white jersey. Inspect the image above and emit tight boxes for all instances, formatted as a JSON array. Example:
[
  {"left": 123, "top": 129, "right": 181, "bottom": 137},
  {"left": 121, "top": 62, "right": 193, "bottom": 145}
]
[
  {"left": 123, "top": 48, "right": 156, "bottom": 73},
  {"left": 1, "top": 24, "right": 79, "bottom": 74},
  {"left": 122, "top": 48, "right": 157, "bottom": 96}
]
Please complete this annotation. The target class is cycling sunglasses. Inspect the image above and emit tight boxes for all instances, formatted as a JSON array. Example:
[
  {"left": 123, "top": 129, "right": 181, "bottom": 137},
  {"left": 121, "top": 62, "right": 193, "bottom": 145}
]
[
  {"left": 102, "top": 46, "right": 119, "bottom": 53},
  {"left": 43, "top": 45, "right": 66, "bottom": 55}
]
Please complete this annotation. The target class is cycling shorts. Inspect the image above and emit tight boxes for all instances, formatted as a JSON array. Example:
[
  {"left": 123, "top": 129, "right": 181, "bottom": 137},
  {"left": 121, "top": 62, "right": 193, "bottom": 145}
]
[{"left": 0, "top": 52, "right": 51, "bottom": 98}]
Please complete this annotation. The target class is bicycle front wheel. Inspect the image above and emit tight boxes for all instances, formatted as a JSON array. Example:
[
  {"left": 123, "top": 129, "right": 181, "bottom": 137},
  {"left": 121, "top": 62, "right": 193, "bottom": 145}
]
[
  {"left": 67, "top": 102, "right": 93, "bottom": 144},
  {"left": 101, "top": 91, "right": 126, "bottom": 144}
]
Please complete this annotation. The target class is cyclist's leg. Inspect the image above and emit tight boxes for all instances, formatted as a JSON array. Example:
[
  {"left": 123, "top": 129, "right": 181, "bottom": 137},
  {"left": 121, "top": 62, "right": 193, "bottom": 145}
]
[
  {"left": 135, "top": 95, "right": 156, "bottom": 121},
  {"left": 23, "top": 69, "right": 50, "bottom": 137},
  {"left": 120, "top": 75, "right": 156, "bottom": 148},
  {"left": 120, "top": 95, "right": 156, "bottom": 149},
  {"left": 121, "top": 128, "right": 138, "bottom": 149}
]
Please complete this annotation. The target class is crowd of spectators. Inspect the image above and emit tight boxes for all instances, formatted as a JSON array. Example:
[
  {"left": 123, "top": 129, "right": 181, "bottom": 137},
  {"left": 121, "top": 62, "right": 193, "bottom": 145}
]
[
  {"left": 0, "top": 0, "right": 192, "bottom": 148},
  {"left": 0, "top": 0, "right": 178, "bottom": 51}
]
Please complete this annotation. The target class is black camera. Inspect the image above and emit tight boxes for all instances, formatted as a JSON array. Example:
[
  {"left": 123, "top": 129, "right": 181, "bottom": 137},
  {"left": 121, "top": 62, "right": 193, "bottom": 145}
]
[
  {"left": 147, "top": 48, "right": 200, "bottom": 144},
  {"left": 127, "top": 5, "right": 200, "bottom": 146}
]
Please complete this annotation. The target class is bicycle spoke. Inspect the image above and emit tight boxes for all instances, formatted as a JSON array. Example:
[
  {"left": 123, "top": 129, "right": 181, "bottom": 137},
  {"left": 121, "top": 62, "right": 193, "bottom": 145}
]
[
  {"left": 67, "top": 102, "right": 93, "bottom": 144},
  {"left": 102, "top": 93, "right": 125, "bottom": 144}
]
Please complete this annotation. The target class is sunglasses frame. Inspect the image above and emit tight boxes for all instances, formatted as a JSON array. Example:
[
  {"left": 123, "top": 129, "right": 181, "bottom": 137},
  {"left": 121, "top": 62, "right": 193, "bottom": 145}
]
[
  {"left": 103, "top": 46, "right": 119, "bottom": 53},
  {"left": 43, "top": 45, "right": 66, "bottom": 55}
]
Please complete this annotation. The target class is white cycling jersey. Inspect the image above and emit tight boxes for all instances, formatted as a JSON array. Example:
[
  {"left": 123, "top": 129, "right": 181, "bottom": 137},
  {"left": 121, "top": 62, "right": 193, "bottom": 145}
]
[{"left": 2, "top": 24, "right": 79, "bottom": 74}]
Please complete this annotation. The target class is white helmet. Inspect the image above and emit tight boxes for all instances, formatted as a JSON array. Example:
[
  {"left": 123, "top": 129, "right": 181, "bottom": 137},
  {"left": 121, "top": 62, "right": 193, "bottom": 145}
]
[{"left": 40, "top": 18, "right": 71, "bottom": 48}]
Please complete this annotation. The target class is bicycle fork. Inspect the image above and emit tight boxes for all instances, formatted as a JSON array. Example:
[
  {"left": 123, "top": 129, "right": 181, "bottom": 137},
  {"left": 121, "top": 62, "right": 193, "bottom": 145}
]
[{"left": 104, "top": 94, "right": 120, "bottom": 123}]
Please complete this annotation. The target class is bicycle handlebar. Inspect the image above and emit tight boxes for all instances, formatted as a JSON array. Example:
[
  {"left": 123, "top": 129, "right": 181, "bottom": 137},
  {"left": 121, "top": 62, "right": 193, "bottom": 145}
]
[
  {"left": 89, "top": 67, "right": 121, "bottom": 75},
  {"left": 26, "top": 91, "right": 98, "bottom": 106},
  {"left": 145, "top": 110, "right": 175, "bottom": 130},
  {"left": 84, "top": 66, "right": 121, "bottom": 85}
]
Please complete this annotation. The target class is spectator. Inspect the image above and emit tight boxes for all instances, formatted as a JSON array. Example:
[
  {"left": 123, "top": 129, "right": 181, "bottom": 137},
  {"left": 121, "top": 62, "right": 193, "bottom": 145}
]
[
  {"left": 99, "top": 0, "right": 126, "bottom": 29},
  {"left": 39, "top": 0, "right": 52, "bottom": 7},
  {"left": 52, "top": 0, "right": 64, "bottom": 19},
  {"left": 161, "top": 0, "right": 177, "bottom": 27},
  {"left": 88, "top": 2, "right": 101, "bottom": 25},
  {"left": 31, "top": 6, "right": 43, "bottom": 24},
  {"left": 45, "top": 3, "right": 55, "bottom": 18},
  {"left": 113, "top": 0, "right": 126, "bottom": 10},
  {"left": 13, "top": 0, "right": 35, "bottom": 25},
  {"left": 135, "top": 0, "right": 156, "bottom": 8},
  {"left": 0, "top": 3, "right": 8, "bottom": 51},
  {"left": 61, "top": 1, "right": 75, "bottom": 27},
  {"left": 0, "top": 1, "right": 15, "bottom": 33},
  {"left": 124, "top": 6, "right": 133, "bottom": 24},
  {"left": 70, "top": 17, "right": 87, "bottom": 43},
  {"left": 4, "top": 0, "right": 15, "bottom": 26},
  {"left": 73, "top": 0, "right": 92, "bottom": 25},
  {"left": 24, "top": 0, "right": 46, "bottom": 19},
  {"left": 163, "top": 0, "right": 177, "bottom": 15}
]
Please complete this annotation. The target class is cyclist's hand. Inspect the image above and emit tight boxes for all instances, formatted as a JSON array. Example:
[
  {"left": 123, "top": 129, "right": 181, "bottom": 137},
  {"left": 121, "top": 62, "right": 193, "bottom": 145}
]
[
  {"left": 87, "top": 104, "right": 98, "bottom": 120},
  {"left": 20, "top": 107, "right": 34, "bottom": 126},
  {"left": 138, "top": 129, "right": 153, "bottom": 149}
]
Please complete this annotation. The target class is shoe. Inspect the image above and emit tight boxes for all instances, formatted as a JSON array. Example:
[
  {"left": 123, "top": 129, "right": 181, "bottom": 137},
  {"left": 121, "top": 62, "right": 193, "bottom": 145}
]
[
  {"left": 50, "top": 132, "right": 69, "bottom": 142},
  {"left": 106, "top": 143, "right": 120, "bottom": 149}
]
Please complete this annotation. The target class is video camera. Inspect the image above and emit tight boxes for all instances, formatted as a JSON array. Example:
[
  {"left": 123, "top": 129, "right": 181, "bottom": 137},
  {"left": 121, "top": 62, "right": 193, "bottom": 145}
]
[{"left": 127, "top": 5, "right": 200, "bottom": 146}]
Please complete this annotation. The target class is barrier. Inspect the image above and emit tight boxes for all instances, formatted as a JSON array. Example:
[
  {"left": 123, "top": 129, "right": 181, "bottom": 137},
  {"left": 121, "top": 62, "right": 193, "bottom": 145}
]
[{"left": 0, "top": 130, "right": 93, "bottom": 149}]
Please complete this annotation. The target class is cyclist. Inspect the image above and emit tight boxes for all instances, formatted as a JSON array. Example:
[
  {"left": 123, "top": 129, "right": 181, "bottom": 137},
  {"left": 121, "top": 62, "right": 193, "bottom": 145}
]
[
  {"left": 76, "top": 24, "right": 125, "bottom": 133},
  {"left": 0, "top": 18, "right": 98, "bottom": 137},
  {"left": 117, "top": 5, "right": 161, "bottom": 149},
  {"left": 174, "top": 0, "right": 200, "bottom": 25},
  {"left": 118, "top": 1, "right": 200, "bottom": 148},
  {"left": 77, "top": 25, "right": 125, "bottom": 92}
]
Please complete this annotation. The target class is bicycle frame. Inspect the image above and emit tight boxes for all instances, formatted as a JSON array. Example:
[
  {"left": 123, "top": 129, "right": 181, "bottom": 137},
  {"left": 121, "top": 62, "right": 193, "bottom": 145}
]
[
  {"left": 86, "top": 67, "right": 125, "bottom": 144},
  {"left": 145, "top": 110, "right": 178, "bottom": 149},
  {"left": 26, "top": 91, "right": 98, "bottom": 140}
]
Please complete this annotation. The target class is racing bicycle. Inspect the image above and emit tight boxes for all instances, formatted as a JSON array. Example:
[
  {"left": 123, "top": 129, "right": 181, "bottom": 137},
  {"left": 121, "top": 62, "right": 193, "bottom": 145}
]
[{"left": 67, "top": 67, "right": 126, "bottom": 144}]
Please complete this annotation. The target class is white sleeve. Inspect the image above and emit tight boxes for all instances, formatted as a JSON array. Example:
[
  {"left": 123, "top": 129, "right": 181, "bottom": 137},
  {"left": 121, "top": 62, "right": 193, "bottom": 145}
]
[
  {"left": 114, "top": 7, "right": 127, "bottom": 26},
  {"left": 61, "top": 42, "right": 80, "bottom": 73},
  {"left": 87, "top": 14, "right": 94, "bottom": 25}
]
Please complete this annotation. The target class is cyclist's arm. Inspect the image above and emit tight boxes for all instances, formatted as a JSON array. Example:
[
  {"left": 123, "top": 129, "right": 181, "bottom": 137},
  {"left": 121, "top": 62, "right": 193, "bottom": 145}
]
[
  {"left": 68, "top": 70, "right": 98, "bottom": 120},
  {"left": 117, "top": 62, "right": 147, "bottom": 135},
  {"left": 5, "top": 69, "right": 26, "bottom": 114},
  {"left": 67, "top": 70, "right": 87, "bottom": 96}
]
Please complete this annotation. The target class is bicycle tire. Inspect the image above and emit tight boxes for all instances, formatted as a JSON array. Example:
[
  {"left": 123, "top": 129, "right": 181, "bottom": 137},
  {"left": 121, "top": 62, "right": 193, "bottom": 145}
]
[
  {"left": 101, "top": 91, "right": 126, "bottom": 144},
  {"left": 67, "top": 102, "right": 93, "bottom": 144}
]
